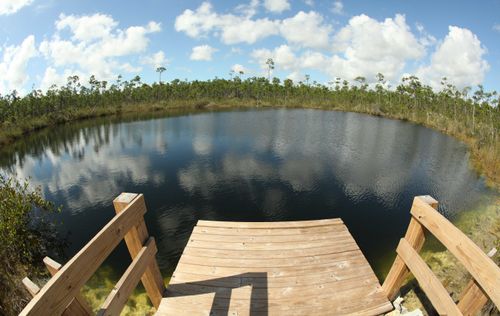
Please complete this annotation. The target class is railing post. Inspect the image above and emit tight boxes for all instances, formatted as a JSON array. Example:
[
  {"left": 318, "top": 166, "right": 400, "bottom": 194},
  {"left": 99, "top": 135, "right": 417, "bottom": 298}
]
[
  {"left": 457, "top": 248, "right": 497, "bottom": 315},
  {"left": 113, "top": 193, "right": 165, "bottom": 309},
  {"left": 43, "top": 257, "right": 93, "bottom": 316},
  {"left": 382, "top": 195, "right": 438, "bottom": 300}
]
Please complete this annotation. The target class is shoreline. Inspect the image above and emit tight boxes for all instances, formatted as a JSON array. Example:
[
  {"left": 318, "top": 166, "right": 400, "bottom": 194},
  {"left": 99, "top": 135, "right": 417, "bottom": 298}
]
[
  {"left": 2, "top": 101, "right": 498, "bottom": 315},
  {"left": 0, "top": 100, "right": 498, "bottom": 189}
]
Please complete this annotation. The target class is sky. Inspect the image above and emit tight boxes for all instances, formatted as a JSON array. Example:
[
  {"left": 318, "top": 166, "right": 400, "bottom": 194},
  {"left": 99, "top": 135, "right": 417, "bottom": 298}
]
[{"left": 1, "top": 0, "right": 500, "bottom": 95}]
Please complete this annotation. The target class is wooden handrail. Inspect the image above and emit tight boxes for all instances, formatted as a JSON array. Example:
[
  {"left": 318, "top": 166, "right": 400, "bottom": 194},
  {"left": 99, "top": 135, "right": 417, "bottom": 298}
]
[
  {"left": 383, "top": 195, "right": 500, "bottom": 315},
  {"left": 20, "top": 193, "right": 165, "bottom": 316},
  {"left": 98, "top": 237, "right": 158, "bottom": 316},
  {"left": 397, "top": 238, "right": 461, "bottom": 315},
  {"left": 457, "top": 248, "right": 497, "bottom": 315},
  {"left": 410, "top": 197, "right": 500, "bottom": 306},
  {"left": 43, "top": 256, "right": 93, "bottom": 316},
  {"left": 382, "top": 196, "right": 437, "bottom": 300},
  {"left": 113, "top": 193, "right": 165, "bottom": 308}
]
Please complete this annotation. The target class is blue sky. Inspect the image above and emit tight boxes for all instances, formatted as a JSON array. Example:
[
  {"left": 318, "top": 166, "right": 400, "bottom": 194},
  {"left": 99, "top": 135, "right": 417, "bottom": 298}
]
[{"left": 1, "top": 0, "right": 499, "bottom": 95}]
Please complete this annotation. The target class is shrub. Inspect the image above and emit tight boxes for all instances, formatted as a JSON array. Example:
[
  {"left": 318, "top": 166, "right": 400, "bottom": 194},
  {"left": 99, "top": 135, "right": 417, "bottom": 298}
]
[{"left": 0, "top": 174, "right": 64, "bottom": 315}]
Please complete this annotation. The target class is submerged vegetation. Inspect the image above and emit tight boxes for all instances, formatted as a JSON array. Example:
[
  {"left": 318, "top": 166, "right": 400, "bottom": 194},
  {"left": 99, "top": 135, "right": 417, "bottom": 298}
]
[{"left": 0, "top": 72, "right": 498, "bottom": 186}]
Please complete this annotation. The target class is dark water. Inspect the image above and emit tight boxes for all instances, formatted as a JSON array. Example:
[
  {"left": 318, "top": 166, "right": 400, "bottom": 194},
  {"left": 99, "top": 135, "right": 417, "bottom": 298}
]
[{"left": 0, "top": 109, "right": 493, "bottom": 279}]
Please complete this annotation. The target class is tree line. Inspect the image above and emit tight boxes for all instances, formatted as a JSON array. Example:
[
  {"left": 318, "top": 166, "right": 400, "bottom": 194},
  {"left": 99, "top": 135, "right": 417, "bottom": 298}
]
[
  {"left": 0, "top": 70, "right": 498, "bottom": 184},
  {"left": 1, "top": 71, "right": 498, "bottom": 135}
]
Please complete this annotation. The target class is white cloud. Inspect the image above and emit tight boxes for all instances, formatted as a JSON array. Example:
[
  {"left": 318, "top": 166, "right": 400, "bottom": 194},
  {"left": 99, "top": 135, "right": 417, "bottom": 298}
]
[
  {"left": 175, "top": 2, "right": 331, "bottom": 48},
  {"left": 329, "top": 14, "right": 425, "bottom": 81},
  {"left": 175, "top": 2, "right": 280, "bottom": 45},
  {"left": 332, "top": 1, "right": 344, "bottom": 15},
  {"left": 231, "top": 64, "right": 246, "bottom": 74},
  {"left": 493, "top": 23, "right": 500, "bottom": 33},
  {"left": 0, "top": 35, "right": 37, "bottom": 94},
  {"left": 251, "top": 14, "right": 427, "bottom": 85},
  {"left": 264, "top": 0, "right": 290, "bottom": 13},
  {"left": 56, "top": 13, "right": 118, "bottom": 42},
  {"left": 0, "top": 0, "right": 33, "bottom": 15},
  {"left": 39, "top": 13, "right": 161, "bottom": 89},
  {"left": 304, "top": 0, "right": 314, "bottom": 6},
  {"left": 280, "top": 11, "right": 332, "bottom": 49},
  {"left": 190, "top": 45, "right": 217, "bottom": 61},
  {"left": 416, "top": 26, "right": 489, "bottom": 89},
  {"left": 252, "top": 45, "right": 297, "bottom": 73},
  {"left": 39, "top": 67, "right": 84, "bottom": 91},
  {"left": 141, "top": 51, "right": 167, "bottom": 69}
]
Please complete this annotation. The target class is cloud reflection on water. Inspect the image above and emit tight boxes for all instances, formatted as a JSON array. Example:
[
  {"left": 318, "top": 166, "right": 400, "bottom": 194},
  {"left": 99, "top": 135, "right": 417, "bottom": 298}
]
[{"left": 0, "top": 109, "right": 492, "bottom": 272}]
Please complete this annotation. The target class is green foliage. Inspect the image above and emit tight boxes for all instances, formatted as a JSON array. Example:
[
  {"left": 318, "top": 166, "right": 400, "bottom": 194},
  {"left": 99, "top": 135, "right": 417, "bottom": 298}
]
[
  {"left": 0, "top": 175, "right": 60, "bottom": 261},
  {"left": 0, "top": 174, "right": 63, "bottom": 315}
]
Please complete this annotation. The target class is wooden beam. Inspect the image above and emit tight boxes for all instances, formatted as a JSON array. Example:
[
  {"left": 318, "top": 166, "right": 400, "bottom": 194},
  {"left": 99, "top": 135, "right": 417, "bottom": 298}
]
[
  {"left": 19, "top": 194, "right": 147, "bottom": 316},
  {"left": 43, "top": 256, "right": 93, "bottom": 316},
  {"left": 113, "top": 193, "right": 165, "bottom": 309},
  {"left": 382, "top": 195, "right": 437, "bottom": 300},
  {"left": 397, "top": 238, "right": 462, "bottom": 316},
  {"left": 411, "top": 197, "right": 500, "bottom": 308},
  {"left": 97, "top": 238, "right": 158, "bottom": 316},
  {"left": 457, "top": 248, "right": 497, "bottom": 315},
  {"left": 22, "top": 278, "right": 40, "bottom": 297}
]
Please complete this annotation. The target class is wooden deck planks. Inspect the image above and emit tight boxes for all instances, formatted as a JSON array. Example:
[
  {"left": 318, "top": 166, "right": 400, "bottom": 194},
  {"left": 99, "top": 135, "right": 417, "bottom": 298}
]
[{"left": 157, "top": 219, "right": 393, "bottom": 316}]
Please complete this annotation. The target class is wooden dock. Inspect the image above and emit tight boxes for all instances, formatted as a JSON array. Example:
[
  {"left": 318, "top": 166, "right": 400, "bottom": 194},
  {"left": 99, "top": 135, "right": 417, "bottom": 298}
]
[
  {"left": 157, "top": 219, "right": 392, "bottom": 315},
  {"left": 19, "top": 193, "right": 500, "bottom": 316}
]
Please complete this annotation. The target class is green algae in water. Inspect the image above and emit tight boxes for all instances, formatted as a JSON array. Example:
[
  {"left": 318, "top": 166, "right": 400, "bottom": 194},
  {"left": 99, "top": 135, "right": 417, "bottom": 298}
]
[{"left": 81, "top": 265, "right": 171, "bottom": 315}]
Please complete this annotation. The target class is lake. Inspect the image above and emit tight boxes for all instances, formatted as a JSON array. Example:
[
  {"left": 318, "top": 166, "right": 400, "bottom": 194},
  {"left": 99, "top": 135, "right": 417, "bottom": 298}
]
[{"left": 0, "top": 108, "right": 493, "bottom": 280}]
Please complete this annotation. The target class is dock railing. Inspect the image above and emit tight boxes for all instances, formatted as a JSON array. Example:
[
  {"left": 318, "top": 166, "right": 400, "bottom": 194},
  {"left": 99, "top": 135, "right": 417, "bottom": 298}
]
[
  {"left": 20, "top": 193, "right": 165, "bottom": 316},
  {"left": 19, "top": 193, "right": 499, "bottom": 315},
  {"left": 382, "top": 195, "right": 500, "bottom": 315}
]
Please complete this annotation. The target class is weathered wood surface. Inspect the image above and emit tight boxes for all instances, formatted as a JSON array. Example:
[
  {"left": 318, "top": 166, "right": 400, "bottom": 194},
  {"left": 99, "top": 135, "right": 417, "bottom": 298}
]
[
  {"left": 411, "top": 197, "right": 500, "bottom": 307},
  {"left": 22, "top": 277, "right": 40, "bottom": 297},
  {"left": 19, "top": 194, "right": 147, "bottom": 316},
  {"left": 382, "top": 195, "right": 437, "bottom": 299},
  {"left": 156, "top": 219, "right": 393, "bottom": 316},
  {"left": 397, "top": 238, "right": 461, "bottom": 315},
  {"left": 43, "top": 256, "right": 93, "bottom": 316},
  {"left": 457, "top": 248, "right": 497, "bottom": 315},
  {"left": 113, "top": 193, "right": 165, "bottom": 308},
  {"left": 98, "top": 238, "right": 158, "bottom": 316}
]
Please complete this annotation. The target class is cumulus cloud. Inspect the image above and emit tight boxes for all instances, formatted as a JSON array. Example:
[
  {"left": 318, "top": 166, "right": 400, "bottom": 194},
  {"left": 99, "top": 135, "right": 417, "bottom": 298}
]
[
  {"left": 416, "top": 26, "right": 489, "bottom": 89},
  {"left": 252, "top": 45, "right": 297, "bottom": 72},
  {"left": 175, "top": 2, "right": 280, "bottom": 45},
  {"left": 280, "top": 11, "right": 332, "bottom": 49},
  {"left": 0, "top": 35, "right": 37, "bottom": 94},
  {"left": 38, "top": 13, "right": 161, "bottom": 89},
  {"left": 264, "top": 0, "right": 290, "bottom": 13},
  {"left": 56, "top": 13, "right": 118, "bottom": 42},
  {"left": 141, "top": 51, "right": 167, "bottom": 69},
  {"left": 190, "top": 45, "right": 217, "bottom": 61},
  {"left": 175, "top": 2, "right": 332, "bottom": 48},
  {"left": 329, "top": 14, "right": 425, "bottom": 81},
  {"left": 251, "top": 14, "right": 425, "bottom": 84},
  {"left": 0, "top": 0, "right": 33, "bottom": 15}
]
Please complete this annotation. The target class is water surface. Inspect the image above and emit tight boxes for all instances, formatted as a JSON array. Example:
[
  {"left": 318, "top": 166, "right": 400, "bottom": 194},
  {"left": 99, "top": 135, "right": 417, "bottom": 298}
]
[{"left": 0, "top": 109, "right": 493, "bottom": 278}]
